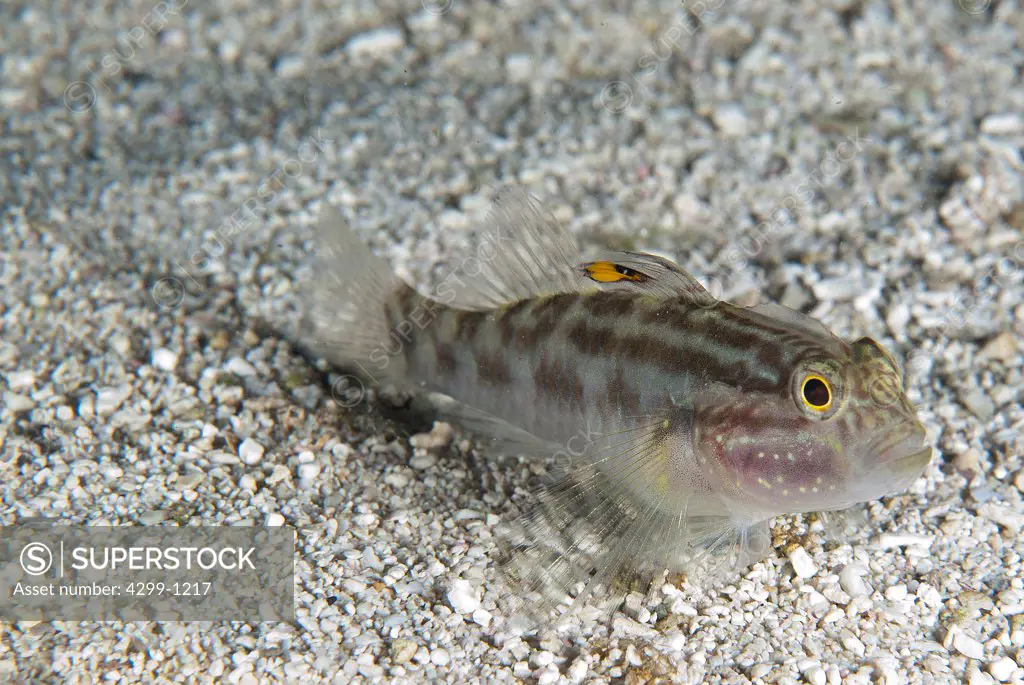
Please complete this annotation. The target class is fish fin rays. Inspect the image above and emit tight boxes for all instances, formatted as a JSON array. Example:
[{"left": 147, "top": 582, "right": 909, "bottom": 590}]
[
  {"left": 580, "top": 251, "right": 718, "bottom": 305},
  {"left": 744, "top": 302, "right": 835, "bottom": 341},
  {"left": 298, "top": 203, "right": 412, "bottom": 382},
  {"left": 425, "top": 392, "right": 560, "bottom": 457},
  {"left": 443, "top": 186, "right": 591, "bottom": 310},
  {"left": 494, "top": 412, "right": 774, "bottom": 625},
  {"left": 443, "top": 186, "right": 719, "bottom": 310},
  {"left": 816, "top": 505, "right": 869, "bottom": 539}
]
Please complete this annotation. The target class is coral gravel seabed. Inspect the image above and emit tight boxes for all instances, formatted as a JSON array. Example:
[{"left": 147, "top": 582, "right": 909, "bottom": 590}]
[{"left": 1, "top": 0, "right": 1023, "bottom": 682}]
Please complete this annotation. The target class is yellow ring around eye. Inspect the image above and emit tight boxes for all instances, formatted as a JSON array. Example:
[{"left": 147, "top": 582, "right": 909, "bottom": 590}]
[{"left": 800, "top": 374, "right": 833, "bottom": 412}]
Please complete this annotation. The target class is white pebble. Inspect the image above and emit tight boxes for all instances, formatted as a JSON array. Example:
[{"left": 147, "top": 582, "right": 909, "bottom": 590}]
[
  {"left": 471, "top": 608, "right": 492, "bottom": 628},
  {"left": 566, "top": 658, "right": 589, "bottom": 683},
  {"left": 152, "top": 348, "right": 178, "bottom": 371},
  {"left": 947, "top": 625, "right": 985, "bottom": 660},
  {"left": 823, "top": 608, "right": 844, "bottom": 624},
  {"left": 409, "top": 422, "right": 454, "bottom": 450},
  {"left": 384, "top": 472, "right": 409, "bottom": 488},
  {"left": 238, "top": 439, "right": 264, "bottom": 465},
  {"left": 342, "top": 579, "right": 367, "bottom": 594},
  {"left": 266, "top": 513, "right": 285, "bottom": 527},
  {"left": 391, "top": 639, "right": 418, "bottom": 664},
  {"left": 505, "top": 54, "right": 533, "bottom": 83},
  {"left": 963, "top": 389, "right": 995, "bottom": 421},
  {"left": 673, "top": 193, "right": 713, "bottom": 225},
  {"left": 877, "top": 665, "right": 901, "bottom": 685},
  {"left": 346, "top": 28, "right": 405, "bottom": 58},
  {"left": 430, "top": 648, "right": 450, "bottom": 666},
  {"left": 713, "top": 104, "right": 748, "bottom": 137},
  {"left": 987, "top": 655, "right": 1019, "bottom": 679},
  {"left": 988, "top": 657, "right": 1018, "bottom": 682},
  {"left": 805, "top": 666, "right": 827, "bottom": 685},
  {"left": 446, "top": 579, "right": 480, "bottom": 614},
  {"left": 611, "top": 616, "right": 658, "bottom": 639},
  {"left": 56, "top": 406, "right": 73, "bottom": 421},
  {"left": 979, "top": 332, "right": 1018, "bottom": 363},
  {"left": 537, "top": 667, "right": 559, "bottom": 685},
  {"left": 95, "top": 384, "right": 133, "bottom": 415},
  {"left": 353, "top": 513, "right": 376, "bottom": 527},
  {"left": 969, "top": 667, "right": 995, "bottom": 685},
  {"left": 812, "top": 277, "right": 862, "bottom": 301},
  {"left": 409, "top": 453, "right": 436, "bottom": 470},
  {"left": 219, "top": 40, "right": 240, "bottom": 63},
  {"left": 839, "top": 564, "right": 870, "bottom": 598},
  {"left": 298, "top": 462, "right": 320, "bottom": 481},
  {"left": 266, "top": 465, "right": 291, "bottom": 484},
  {"left": 6, "top": 370, "right": 35, "bottom": 389},
  {"left": 275, "top": 55, "right": 306, "bottom": 79},
  {"left": 225, "top": 357, "right": 257, "bottom": 377},
  {"left": 138, "top": 511, "right": 166, "bottom": 525},
  {"left": 876, "top": 533, "right": 934, "bottom": 549},
  {"left": 841, "top": 633, "right": 865, "bottom": 657},
  {"left": 788, "top": 546, "right": 818, "bottom": 579},
  {"left": 885, "top": 302, "right": 910, "bottom": 335},
  {"left": 980, "top": 113, "right": 1024, "bottom": 136},
  {"left": 5, "top": 394, "right": 34, "bottom": 412},
  {"left": 885, "top": 584, "right": 908, "bottom": 601}
]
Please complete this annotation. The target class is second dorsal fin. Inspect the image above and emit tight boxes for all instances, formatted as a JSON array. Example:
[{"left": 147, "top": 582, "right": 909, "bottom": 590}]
[{"left": 580, "top": 251, "right": 717, "bottom": 305}]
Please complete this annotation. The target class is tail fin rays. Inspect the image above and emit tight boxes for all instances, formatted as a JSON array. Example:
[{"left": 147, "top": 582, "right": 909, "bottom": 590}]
[{"left": 299, "top": 204, "right": 411, "bottom": 383}]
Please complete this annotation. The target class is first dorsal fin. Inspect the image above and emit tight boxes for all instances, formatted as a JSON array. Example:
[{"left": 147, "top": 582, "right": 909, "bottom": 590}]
[
  {"left": 444, "top": 186, "right": 719, "bottom": 309},
  {"left": 443, "top": 186, "right": 588, "bottom": 310}
]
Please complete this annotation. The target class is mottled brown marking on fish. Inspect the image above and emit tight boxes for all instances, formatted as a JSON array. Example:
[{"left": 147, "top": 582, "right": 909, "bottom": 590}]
[
  {"left": 436, "top": 343, "right": 457, "bottom": 374},
  {"left": 532, "top": 350, "right": 583, "bottom": 412},
  {"left": 532, "top": 350, "right": 561, "bottom": 400},
  {"left": 476, "top": 349, "right": 512, "bottom": 385},
  {"left": 566, "top": 319, "right": 618, "bottom": 357},
  {"left": 517, "top": 296, "right": 572, "bottom": 349},
  {"left": 397, "top": 285, "right": 421, "bottom": 311},
  {"left": 583, "top": 292, "right": 634, "bottom": 318},
  {"left": 496, "top": 300, "right": 530, "bottom": 346},
  {"left": 564, "top": 368, "right": 585, "bottom": 413},
  {"left": 641, "top": 300, "right": 693, "bottom": 329},
  {"left": 569, "top": 316, "right": 789, "bottom": 392},
  {"left": 383, "top": 299, "right": 404, "bottom": 330},
  {"left": 458, "top": 311, "right": 485, "bottom": 343}
]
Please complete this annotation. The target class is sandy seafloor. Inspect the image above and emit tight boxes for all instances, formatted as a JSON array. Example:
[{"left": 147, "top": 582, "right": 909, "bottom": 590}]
[{"left": 1, "top": 0, "right": 1024, "bottom": 682}]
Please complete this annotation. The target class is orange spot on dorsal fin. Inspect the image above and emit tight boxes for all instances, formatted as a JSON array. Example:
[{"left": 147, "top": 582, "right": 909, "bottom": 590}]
[{"left": 583, "top": 261, "right": 649, "bottom": 283}]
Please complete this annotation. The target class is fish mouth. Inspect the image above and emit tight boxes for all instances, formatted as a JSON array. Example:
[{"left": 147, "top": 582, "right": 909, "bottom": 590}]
[
  {"left": 863, "top": 423, "right": 931, "bottom": 483},
  {"left": 888, "top": 445, "right": 933, "bottom": 478}
]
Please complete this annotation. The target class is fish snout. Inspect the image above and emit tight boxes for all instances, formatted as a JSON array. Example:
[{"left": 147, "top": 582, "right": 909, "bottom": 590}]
[{"left": 865, "top": 421, "right": 931, "bottom": 485}]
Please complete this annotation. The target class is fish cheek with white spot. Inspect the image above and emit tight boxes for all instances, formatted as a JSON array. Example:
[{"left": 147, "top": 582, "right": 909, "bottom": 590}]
[{"left": 695, "top": 400, "right": 851, "bottom": 518}]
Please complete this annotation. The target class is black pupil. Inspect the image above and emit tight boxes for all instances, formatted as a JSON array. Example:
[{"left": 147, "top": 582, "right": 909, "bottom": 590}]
[{"left": 803, "top": 378, "right": 830, "bottom": 407}]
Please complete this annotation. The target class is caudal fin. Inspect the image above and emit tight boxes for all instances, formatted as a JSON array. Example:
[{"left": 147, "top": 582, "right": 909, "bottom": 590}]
[{"left": 299, "top": 203, "right": 414, "bottom": 384}]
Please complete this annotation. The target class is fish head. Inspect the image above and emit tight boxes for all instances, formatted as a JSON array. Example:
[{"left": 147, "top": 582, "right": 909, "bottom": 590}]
[{"left": 695, "top": 336, "right": 931, "bottom": 519}]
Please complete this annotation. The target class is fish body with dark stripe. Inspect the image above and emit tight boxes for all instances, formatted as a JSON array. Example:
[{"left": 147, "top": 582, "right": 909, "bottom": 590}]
[{"left": 301, "top": 187, "right": 932, "bottom": 617}]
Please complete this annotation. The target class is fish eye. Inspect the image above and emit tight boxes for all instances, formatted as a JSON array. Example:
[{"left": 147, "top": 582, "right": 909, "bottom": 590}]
[
  {"left": 791, "top": 366, "right": 841, "bottom": 419},
  {"left": 801, "top": 375, "right": 832, "bottom": 411}
]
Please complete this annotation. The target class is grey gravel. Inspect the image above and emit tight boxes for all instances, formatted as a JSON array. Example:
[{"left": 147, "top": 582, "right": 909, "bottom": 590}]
[{"left": 1, "top": 0, "right": 1023, "bottom": 683}]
